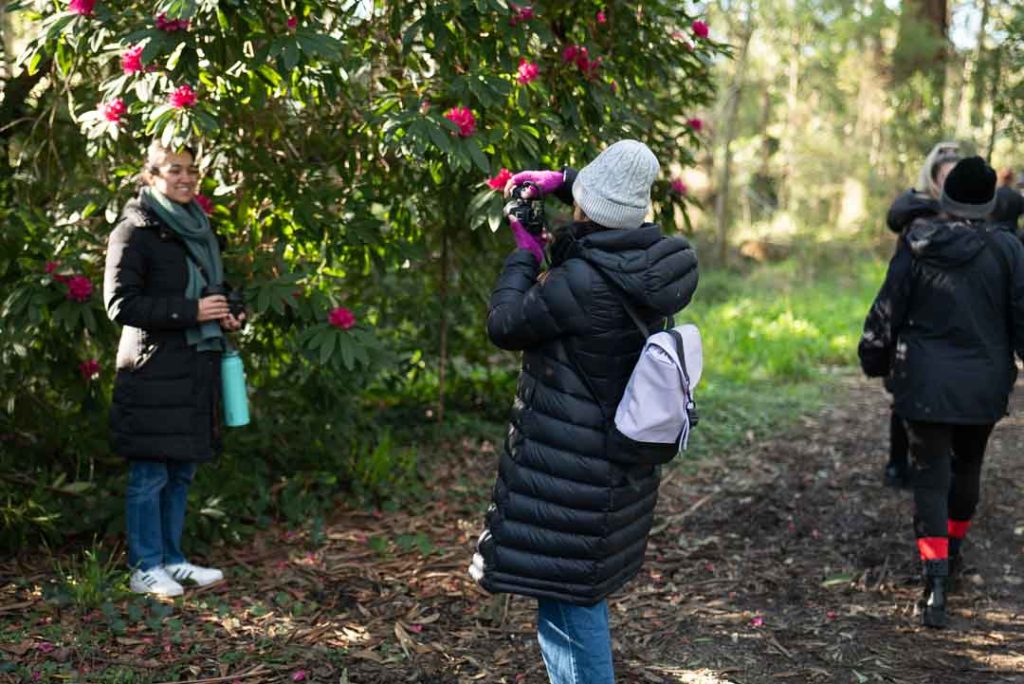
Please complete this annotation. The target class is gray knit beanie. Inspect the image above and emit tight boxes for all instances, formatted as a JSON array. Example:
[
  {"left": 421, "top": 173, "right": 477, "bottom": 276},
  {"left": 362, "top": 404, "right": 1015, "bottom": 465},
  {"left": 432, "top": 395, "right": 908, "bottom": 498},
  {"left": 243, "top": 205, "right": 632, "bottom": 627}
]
[{"left": 572, "top": 139, "right": 660, "bottom": 229}]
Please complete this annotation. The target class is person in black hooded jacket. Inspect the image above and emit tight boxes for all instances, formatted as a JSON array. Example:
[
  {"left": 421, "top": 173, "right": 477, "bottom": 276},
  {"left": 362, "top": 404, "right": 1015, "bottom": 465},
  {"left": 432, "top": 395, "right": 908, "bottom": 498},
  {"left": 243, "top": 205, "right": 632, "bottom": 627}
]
[
  {"left": 881, "top": 144, "right": 961, "bottom": 487},
  {"left": 469, "top": 140, "right": 698, "bottom": 684},
  {"left": 859, "top": 156, "right": 1024, "bottom": 629}
]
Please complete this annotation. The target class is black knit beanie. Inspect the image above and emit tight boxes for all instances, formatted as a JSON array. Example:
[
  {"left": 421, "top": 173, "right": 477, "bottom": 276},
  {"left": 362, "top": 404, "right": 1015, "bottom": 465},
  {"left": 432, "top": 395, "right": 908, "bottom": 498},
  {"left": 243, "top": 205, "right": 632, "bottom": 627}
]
[{"left": 941, "top": 156, "right": 997, "bottom": 219}]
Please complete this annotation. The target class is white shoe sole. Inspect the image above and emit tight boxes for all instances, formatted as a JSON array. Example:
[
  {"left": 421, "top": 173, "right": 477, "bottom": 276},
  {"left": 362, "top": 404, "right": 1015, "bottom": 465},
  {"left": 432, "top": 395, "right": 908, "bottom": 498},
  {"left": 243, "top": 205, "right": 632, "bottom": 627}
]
[{"left": 129, "top": 581, "right": 183, "bottom": 597}]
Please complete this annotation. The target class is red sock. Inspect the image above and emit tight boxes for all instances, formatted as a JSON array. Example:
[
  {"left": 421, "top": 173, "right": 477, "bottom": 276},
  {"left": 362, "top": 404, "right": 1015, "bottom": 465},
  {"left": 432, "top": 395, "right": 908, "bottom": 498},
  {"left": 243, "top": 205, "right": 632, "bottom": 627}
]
[
  {"left": 947, "top": 519, "right": 971, "bottom": 540},
  {"left": 917, "top": 536, "right": 948, "bottom": 561}
]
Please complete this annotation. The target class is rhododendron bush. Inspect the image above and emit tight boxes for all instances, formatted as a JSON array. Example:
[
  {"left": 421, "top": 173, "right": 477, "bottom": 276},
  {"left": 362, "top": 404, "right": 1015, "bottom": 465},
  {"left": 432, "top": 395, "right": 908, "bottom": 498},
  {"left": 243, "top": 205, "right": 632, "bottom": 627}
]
[{"left": 0, "top": 0, "right": 721, "bottom": 544}]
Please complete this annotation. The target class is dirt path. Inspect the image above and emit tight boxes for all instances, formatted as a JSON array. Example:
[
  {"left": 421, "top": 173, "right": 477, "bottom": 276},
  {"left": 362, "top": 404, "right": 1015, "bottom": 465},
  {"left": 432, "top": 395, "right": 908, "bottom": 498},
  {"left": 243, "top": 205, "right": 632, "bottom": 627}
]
[{"left": 2, "top": 375, "right": 1022, "bottom": 683}]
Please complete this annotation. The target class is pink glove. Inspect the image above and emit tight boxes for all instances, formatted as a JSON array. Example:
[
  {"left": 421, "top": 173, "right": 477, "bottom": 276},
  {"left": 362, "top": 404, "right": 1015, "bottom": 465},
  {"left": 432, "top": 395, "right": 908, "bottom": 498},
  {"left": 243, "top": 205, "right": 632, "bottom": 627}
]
[
  {"left": 508, "top": 170, "right": 564, "bottom": 197},
  {"left": 510, "top": 218, "right": 546, "bottom": 263}
]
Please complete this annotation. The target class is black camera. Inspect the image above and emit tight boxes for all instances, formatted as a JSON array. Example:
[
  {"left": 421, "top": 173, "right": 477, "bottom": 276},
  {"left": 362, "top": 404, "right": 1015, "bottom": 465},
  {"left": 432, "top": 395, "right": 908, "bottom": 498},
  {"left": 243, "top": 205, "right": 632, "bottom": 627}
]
[
  {"left": 201, "top": 284, "right": 246, "bottom": 320},
  {"left": 503, "top": 181, "right": 547, "bottom": 236}
]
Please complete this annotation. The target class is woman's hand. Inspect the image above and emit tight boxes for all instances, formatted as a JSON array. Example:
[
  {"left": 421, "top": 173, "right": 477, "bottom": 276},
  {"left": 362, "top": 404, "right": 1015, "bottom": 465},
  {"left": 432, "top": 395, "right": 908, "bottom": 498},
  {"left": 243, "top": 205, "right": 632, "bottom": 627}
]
[
  {"left": 197, "top": 295, "right": 230, "bottom": 322},
  {"left": 219, "top": 312, "right": 246, "bottom": 332},
  {"left": 504, "top": 170, "right": 564, "bottom": 199}
]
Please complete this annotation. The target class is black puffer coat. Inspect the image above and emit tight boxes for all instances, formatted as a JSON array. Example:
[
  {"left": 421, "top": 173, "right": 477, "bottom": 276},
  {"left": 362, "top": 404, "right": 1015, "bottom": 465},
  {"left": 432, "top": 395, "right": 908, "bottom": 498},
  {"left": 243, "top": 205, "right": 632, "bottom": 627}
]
[
  {"left": 859, "top": 217, "right": 1024, "bottom": 424},
  {"left": 475, "top": 222, "right": 699, "bottom": 605},
  {"left": 103, "top": 193, "right": 223, "bottom": 462},
  {"left": 886, "top": 190, "right": 939, "bottom": 233}
]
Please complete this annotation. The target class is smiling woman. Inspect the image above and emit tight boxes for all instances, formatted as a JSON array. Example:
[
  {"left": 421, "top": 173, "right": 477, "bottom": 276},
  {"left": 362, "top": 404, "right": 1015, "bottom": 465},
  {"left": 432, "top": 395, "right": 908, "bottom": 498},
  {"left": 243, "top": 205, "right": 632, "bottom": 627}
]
[
  {"left": 142, "top": 143, "right": 200, "bottom": 205},
  {"left": 103, "top": 140, "right": 247, "bottom": 598}
]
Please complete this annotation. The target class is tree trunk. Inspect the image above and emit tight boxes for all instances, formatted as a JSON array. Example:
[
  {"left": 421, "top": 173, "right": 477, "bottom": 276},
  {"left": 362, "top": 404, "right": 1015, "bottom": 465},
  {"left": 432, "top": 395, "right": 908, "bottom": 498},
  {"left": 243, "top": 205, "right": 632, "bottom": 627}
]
[
  {"left": 970, "top": 0, "right": 992, "bottom": 127},
  {"left": 894, "top": 0, "right": 949, "bottom": 130},
  {"left": 715, "top": 20, "right": 754, "bottom": 265}
]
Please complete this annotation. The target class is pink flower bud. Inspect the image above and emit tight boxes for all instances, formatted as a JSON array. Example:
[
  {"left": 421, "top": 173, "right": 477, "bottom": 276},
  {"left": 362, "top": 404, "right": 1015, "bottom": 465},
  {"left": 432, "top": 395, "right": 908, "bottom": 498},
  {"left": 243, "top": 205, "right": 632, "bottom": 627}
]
[
  {"left": 692, "top": 20, "right": 709, "bottom": 39},
  {"left": 79, "top": 360, "right": 100, "bottom": 381},
  {"left": 66, "top": 275, "right": 93, "bottom": 302},
  {"left": 328, "top": 307, "right": 356, "bottom": 330},
  {"left": 99, "top": 99, "right": 127, "bottom": 124},
  {"left": 487, "top": 168, "right": 512, "bottom": 191},
  {"left": 516, "top": 58, "right": 539, "bottom": 85},
  {"left": 195, "top": 194, "right": 214, "bottom": 215},
  {"left": 68, "top": 0, "right": 95, "bottom": 16},
  {"left": 45, "top": 261, "right": 60, "bottom": 274},
  {"left": 121, "top": 45, "right": 143, "bottom": 74},
  {"left": 671, "top": 178, "right": 688, "bottom": 195},
  {"left": 444, "top": 106, "right": 476, "bottom": 137},
  {"left": 287, "top": 15, "right": 298, "bottom": 30},
  {"left": 687, "top": 117, "right": 704, "bottom": 132},
  {"left": 597, "top": 10, "right": 607, "bottom": 24},
  {"left": 169, "top": 84, "right": 197, "bottom": 109}
]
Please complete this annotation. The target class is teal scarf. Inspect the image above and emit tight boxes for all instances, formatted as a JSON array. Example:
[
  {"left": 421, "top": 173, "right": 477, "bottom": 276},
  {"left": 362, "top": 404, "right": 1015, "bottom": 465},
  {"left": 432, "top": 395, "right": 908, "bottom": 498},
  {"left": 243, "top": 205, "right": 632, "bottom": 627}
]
[{"left": 141, "top": 187, "right": 225, "bottom": 352}]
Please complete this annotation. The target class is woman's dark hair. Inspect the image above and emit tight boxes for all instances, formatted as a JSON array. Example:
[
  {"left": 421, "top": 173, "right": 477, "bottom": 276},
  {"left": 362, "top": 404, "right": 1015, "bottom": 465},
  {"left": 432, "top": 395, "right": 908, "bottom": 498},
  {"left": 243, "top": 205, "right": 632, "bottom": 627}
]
[
  {"left": 144, "top": 140, "right": 197, "bottom": 177},
  {"left": 931, "top": 153, "right": 961, "bottom": 182}
]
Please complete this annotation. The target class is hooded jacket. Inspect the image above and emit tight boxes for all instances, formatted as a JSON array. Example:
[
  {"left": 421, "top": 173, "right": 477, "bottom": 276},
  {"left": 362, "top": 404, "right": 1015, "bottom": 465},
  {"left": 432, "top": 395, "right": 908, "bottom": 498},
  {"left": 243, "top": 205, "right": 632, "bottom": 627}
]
[
  {"left": 859, "top": 217, "right": 1024, "bottom": 424},
  {"left": 472, "top": 221, "right": 698, "bottom": 605}
]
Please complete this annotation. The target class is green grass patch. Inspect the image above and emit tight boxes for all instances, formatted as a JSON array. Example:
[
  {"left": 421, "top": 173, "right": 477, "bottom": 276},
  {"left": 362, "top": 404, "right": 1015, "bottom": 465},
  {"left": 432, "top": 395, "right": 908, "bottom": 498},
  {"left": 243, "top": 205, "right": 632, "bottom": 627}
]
[{"left": 679, "top": 254, "right": 885, "bottom": 458}]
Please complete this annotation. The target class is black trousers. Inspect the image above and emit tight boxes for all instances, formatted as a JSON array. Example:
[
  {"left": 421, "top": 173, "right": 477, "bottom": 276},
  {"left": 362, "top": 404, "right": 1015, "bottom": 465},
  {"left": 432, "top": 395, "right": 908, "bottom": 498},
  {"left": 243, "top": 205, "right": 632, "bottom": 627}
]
[
  {"left": 905, "top": 421, "right": 993, "bottom": 572},
  {"left": 889, "top": 409, "right": 909, "bottom": 472}
]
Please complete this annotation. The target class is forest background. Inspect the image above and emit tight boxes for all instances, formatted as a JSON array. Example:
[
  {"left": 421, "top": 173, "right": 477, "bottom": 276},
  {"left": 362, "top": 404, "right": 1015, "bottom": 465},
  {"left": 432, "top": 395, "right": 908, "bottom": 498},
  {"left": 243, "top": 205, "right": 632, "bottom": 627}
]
[{"left": 1, "top": 0, "right": 1023, "bottom": 557}]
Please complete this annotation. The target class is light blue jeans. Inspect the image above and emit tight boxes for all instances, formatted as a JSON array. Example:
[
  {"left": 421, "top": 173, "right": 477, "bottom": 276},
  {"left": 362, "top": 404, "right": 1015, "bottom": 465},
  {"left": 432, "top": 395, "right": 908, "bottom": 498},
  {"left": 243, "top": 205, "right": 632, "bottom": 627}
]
[
  {"left": 537, "top": 598, "right": 614, "bottom": 684},
  {"left": 126, "top": 460, "right": 197, "bottom": 571}
]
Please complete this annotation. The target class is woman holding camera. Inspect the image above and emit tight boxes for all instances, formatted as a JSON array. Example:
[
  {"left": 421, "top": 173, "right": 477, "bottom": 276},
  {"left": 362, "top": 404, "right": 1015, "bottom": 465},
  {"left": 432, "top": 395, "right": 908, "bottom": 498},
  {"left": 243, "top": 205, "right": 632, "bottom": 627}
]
[
  {"left": 470, "top": 140, "right": 698, "bottom": 683},
  {"left": 104, "top": 141, "right": 244, "bottom": 597}
]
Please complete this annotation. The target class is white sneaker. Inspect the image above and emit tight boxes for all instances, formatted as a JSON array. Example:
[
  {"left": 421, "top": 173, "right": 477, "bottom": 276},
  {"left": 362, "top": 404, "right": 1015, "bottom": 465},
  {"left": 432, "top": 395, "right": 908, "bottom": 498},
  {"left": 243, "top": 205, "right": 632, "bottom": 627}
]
[
  {"left": 165, "top": 562, "right": 224, "bottom": 587},
  {"left": 130, "top": 567, "right": 184, "bottom": 597}
]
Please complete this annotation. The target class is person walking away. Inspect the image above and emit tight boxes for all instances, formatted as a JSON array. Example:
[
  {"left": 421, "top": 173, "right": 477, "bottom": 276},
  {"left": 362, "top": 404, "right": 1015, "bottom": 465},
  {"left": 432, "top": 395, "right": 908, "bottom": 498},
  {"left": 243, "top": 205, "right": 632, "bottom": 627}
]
[
  {"left": 880, "top": 142, "right": 961, "bottom": 488},
  {"left": 991, "top": 168, "right": 1024, "bottom": 233},
  {"left": 859, "top": 156, "right": 1024, "bottom": 628},
  {"left": 469, "top": 140, "right": 699, "bottom": 682},
  {"left": 104, "top": 141, "right": 245, "bottom": 596}
]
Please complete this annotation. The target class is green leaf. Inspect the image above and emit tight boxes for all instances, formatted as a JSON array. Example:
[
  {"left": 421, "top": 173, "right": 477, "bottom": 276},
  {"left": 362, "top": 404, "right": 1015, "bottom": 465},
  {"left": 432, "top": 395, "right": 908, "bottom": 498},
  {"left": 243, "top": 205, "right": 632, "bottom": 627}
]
[
  {"left": 320, "top": 331, "right": 337, "bottom": 364},
  {"left": 466, "top": 140, "right": 490, "bottom": 174}
]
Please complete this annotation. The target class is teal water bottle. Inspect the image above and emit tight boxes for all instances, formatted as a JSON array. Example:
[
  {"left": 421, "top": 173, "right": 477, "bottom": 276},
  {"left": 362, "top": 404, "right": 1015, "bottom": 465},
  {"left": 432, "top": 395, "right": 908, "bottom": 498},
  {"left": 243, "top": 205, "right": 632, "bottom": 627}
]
[{"left": 221, "top": 349, "right": 250, "bottom": 427}]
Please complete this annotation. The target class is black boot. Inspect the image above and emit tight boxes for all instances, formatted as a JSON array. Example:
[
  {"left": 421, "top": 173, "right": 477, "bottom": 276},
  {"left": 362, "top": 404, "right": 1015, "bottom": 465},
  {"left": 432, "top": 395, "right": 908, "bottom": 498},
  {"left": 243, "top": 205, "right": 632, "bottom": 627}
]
[{"left": 920, "top": 560, "right": 948, "bottom": 629}]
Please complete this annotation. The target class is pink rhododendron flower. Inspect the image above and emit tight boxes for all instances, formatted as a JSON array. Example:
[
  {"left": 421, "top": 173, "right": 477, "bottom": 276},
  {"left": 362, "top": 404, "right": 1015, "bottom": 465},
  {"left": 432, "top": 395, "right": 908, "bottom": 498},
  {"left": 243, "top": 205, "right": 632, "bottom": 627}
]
[
  {"left": 597, "top": 9, "right": 607, "bottom": 24},
  {"left": 68, "top": 0, "right": 95, "bottom": 15},
  {"left": 671, "top": 178, "right": 688, "bottom": 195},
  {"left": 516, "top": 58, "right": 539, "bottom": 85},
  {"left": 155, "top": 13, "right": 190, "bottom": 31},
  {"left": 79, "top": 360, "right": 100, "bottom": 381},
  {"left": 444, "top": 106, "right": 476, "bottom": 137},
  {"left": 169, "top": 84, "right": 197, "bottom": 109},
  {"left": 508, "top": 3, "right": 535, "bottom": 26},
  {"left": 291, "top": 670, "right": 307, "bottom": 682},
  {"left": 692, "top": 20, "right": 709, "bottom": 38},
  {"left": 487, "top": 168, "right": 513, "bottom": 191},
  {"left": 100, "top": 99, "right": 126, "bottom": 124},
  {"left": 328, "top": 307, "right": 356, "bottom": 330},
  {"left": 121, "top": 45, "right": 143, "bottom": 74},
  {"left": 195, "top": 193, "right": 214, "bottom": 215},
  {"left": 66, "top": 276, "right": 93, "bottom": 302},
  {"left": 562, "top": 44, "right": 580, "bottom": 63},
  {"left": 687, "top": 117, "right": 704, "bottom": 132},
  {"left": 287, "top": 15, "right": 298, "bottom": 30},
  {"left": 45, "top": 261, "right": 60, "bottom": 274},
  {"left": 408, "top": 624, "right": 424, "bottom": 633},
  {"left": 750, "top": 615, "right": 764, "bottom": 628}
]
